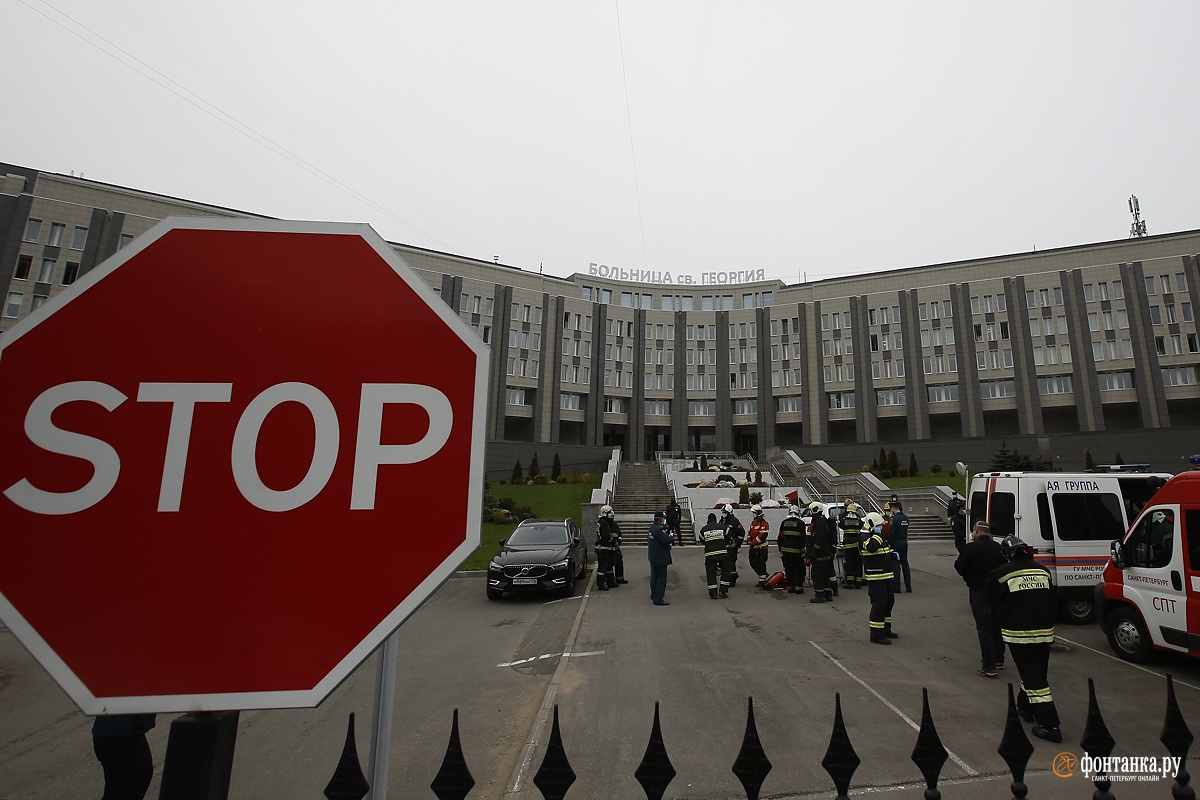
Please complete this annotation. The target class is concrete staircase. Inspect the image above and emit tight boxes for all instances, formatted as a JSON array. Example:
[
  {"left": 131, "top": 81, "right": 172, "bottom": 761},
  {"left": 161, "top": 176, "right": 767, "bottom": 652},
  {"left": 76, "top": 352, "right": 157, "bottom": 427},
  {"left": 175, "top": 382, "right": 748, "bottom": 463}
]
[
  {"left": 611, "top": 462, "right": 695, "bottom": 545},
  {"left": 907, "top": 514, "right": 954, "bottom": 541}
]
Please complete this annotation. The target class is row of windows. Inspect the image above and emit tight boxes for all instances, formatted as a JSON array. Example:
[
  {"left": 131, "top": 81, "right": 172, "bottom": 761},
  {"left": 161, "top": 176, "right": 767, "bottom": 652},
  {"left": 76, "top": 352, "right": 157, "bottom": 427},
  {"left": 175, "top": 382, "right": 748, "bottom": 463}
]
[
  {"left": 1155, "top": 334, "right": 1200, "bottom": 355},
  {"left": 23, "top": 219, "right": 89, "bottom": 250},
  {"left": 12, "top": 256, "right": 81, "bottom": 286},
  {"left": 580, "top": 287, "right": 775, "bottom": 311},
  {"left": 517, "top": 366, "right": 1195, "bottom": 413}
]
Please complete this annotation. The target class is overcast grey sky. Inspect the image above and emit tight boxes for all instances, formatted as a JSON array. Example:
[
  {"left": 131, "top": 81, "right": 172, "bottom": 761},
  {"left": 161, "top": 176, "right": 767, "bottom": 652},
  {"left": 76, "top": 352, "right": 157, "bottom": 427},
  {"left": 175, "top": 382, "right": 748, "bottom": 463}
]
[{"left": 5, "top": 1, "right": 1199, "bottom": 284}]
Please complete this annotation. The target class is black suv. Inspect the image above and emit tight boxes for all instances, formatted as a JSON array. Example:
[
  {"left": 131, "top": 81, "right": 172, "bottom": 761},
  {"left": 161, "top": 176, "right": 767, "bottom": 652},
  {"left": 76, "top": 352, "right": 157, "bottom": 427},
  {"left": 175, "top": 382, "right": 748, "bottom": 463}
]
[{"left": 487, "top": 518, "right": 588, "bottom": 600}]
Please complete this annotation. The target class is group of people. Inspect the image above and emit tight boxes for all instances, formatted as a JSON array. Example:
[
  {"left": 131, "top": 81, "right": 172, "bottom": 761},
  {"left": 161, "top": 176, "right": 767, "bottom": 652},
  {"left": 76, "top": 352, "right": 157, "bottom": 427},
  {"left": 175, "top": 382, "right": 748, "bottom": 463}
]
[
  {"left": 954, "top": 521, "right": 1062, "bottom": 743},
  {"left": 641, "top": 499, "right": 915, "bottom": 647},
  {"left": 611, "top": 493, "right": 1063, "bottom": 746}
]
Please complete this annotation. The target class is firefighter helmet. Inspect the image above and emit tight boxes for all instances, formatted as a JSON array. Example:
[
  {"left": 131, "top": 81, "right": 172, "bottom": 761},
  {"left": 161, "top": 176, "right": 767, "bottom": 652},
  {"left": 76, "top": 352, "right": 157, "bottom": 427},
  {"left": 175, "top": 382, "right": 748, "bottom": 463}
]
[
  {"left": 787, "top": 505, "right": 801, "bottom": 517},
  {"left": 807, "top": 502, "right": 824, "bottom": 516},
  {"left": 863, "top": 512, "right": 884, "bottom": 530},
  {"left": 723, "top": 503, "right": 734, "bottom": 515},
  {"left": 600, "top": 505, "right": 613, "bottom": 516},
  {"left": 1000, "top": 535, "right": 1032, "bottom": 561},
  {"left": 751, "top": 504, "right": 763, "bottom": 515}
]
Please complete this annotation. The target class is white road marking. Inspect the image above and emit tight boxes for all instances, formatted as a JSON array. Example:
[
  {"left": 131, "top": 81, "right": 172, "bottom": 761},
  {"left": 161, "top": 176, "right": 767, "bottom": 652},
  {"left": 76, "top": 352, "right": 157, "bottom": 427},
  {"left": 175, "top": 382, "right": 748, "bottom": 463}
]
[
  {"left": 496, "top": 650, "right": 604, "bottom": 668},
  {"left": 810, "top": 641, "right": 979, "bottom": 776},
  {"left": 1052, "top": 635, "right": 1200, "bottom": 692}
]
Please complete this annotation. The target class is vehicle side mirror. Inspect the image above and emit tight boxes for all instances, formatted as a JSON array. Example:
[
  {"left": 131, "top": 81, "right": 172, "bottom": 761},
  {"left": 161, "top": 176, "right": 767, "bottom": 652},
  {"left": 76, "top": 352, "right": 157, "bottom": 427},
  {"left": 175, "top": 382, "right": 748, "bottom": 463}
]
[
  {"left": 499, "top": 538, "right": 507, "bottom": 547},
  {"left": 1110, "top": 539, "right": 1126, "bottom": 570}
]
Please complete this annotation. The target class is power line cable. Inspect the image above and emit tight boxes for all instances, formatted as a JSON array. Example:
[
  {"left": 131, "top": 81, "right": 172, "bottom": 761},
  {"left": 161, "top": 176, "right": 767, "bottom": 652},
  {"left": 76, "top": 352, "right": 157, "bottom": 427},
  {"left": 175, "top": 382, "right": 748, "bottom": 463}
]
[{"left": 17, "top": 0, "right": 452, "bottom": 250}]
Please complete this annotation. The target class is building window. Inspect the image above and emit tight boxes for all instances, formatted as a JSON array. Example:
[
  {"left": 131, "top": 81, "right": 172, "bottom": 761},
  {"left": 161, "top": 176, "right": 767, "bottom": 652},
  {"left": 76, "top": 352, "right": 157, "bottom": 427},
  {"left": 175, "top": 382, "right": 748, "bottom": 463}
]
[
  {"left": 505, "top": 388, "right": 528, "bottom": 405},
  {"left": 1097, "top": 372, "right": 1134, "bottom": 391},
  {"left": 1038, "top": 375, "right": 1073, "bottom": 395},
  {"left": 119, "top": 233, "right": 134, "bottom": 249},
  {"left": 37, "top": 259, "right": 55, "bottom": 283},
  {"left": 927, "top": 384, "right": 959, "bottom": 402},
  {"left": 23, "top": 219, "right": 42, "bottom": 242},
  {"left": 4, "top": 292, "right": 24, "bottom": 317},
  {"left": 14, "top": 254, "right": 32, "bottom": 280},
  {"left": 561, "top": 393, "right": 583, "bottom": 410},
  {"left": 48, "top": 223, "right": 65, "bottom": 247}
]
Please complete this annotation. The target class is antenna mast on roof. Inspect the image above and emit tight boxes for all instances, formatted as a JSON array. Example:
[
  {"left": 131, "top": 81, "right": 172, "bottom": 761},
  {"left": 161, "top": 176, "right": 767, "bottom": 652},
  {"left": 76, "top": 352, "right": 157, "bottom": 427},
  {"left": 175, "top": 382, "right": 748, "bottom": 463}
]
[{"left": 1128, "top": 195, "right": 1148, "bottom": 238}]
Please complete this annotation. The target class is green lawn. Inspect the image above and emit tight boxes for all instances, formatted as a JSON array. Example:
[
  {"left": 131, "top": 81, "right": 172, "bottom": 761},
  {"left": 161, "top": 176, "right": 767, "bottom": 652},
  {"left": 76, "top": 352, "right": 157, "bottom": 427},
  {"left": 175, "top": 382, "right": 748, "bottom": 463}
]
[
  {"left": 461, "top": 477, "right": 601, "bottom": 570},
  {"left": 878, "top": 473, "right": 968, "bottom": 492}
]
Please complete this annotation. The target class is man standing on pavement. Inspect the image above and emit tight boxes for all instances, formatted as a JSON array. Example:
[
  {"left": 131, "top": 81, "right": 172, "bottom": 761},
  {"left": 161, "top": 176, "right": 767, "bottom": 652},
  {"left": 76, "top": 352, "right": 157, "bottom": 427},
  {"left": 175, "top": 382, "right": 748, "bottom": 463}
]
[
  {"left": 888, "top": 501, "right": 912, "bottom": 592},
  {"left": 777, "top": 505, "right": 807, "bottom": 594},
  {"left": 860, "top": 513, "right": 898, "bottom": 644},
  {"left": 666, "top": 499, "right": 683, "bottom": 545},
  {"left": 595, "top": 505, "right": 619, "bottom": 591},
  {"left": 954, "top": 521, "right": 1007, "bottom": 677},
  {"left": 839, "top": 501, "right": 864, "bottom": 590},
  {"left": 721, "top": 504, "right": 745, "bottom": 587},
  {"left": 951, "top": 503, "right": 968, "bottom": 553},
  {"left": 985, "top": 535, "right": 1062, "bottom": 743},
  {"left": 700, "top": 512, "right": 731, "bottom": 598},
  {"left": 648, "top": 510, "right": 674, "bottom": 606},
  {"left": 806, "top": 503, "right": 837, "bottom": 604},
  {"left": 947, "top": 491, "right": 965, "bottom": 525},
  {"left": 747, "top": 504, "right": 772, "bottom": 589}
]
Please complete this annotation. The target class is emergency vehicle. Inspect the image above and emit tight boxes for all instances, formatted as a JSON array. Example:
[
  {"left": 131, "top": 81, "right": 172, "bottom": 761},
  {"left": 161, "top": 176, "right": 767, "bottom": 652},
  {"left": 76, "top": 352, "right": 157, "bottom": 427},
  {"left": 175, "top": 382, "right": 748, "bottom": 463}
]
[
  {"left": 968, "top": 467, "right": 1171, "bottom": 623},
  {"left": 1097, "top": 470, "right": 1200, "bottom": 662}
]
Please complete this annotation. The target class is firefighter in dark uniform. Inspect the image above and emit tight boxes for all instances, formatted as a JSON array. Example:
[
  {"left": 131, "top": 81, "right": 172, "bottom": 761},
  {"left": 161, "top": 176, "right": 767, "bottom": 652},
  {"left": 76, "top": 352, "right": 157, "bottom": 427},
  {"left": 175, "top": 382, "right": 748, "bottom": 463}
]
[
  {"left": 721, "top": 504, "right": 745, "bottom": 587},
  {"left": 839, "top": 501, "right": 864, "bottom": 589},
  {"left": 777, "top": 505, "right": 807, "bottom": 594},
  {"left": 610, "top": 508, "right": 628, "bottom": 585},
  {"left": 985, "top": 535, "right": 1062, "bottom": 743},
  {"left": 699, "top": 512, "right": 732, "bottom": 598},
  {"left": 806, "top": 503, "right": 836, "bottom": 603},
  {"left": 747, "top": 504, "right": 771, "bottom": 589},
  {"left": 595, "top": 506, "right": 619, "bottom": 590},
  {"left": 860, "top": 512, "right": 898, "bottom": 643}
]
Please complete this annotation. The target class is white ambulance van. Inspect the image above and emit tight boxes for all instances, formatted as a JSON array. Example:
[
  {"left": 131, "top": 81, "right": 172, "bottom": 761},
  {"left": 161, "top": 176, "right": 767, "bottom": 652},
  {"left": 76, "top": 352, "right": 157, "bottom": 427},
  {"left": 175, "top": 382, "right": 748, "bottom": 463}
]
[
  {"left": 1098, "top": 470, "right": 1200, "bottom": 662},
  {"left": 968, "top": 467, "right": 1171, "bottom": 623}
]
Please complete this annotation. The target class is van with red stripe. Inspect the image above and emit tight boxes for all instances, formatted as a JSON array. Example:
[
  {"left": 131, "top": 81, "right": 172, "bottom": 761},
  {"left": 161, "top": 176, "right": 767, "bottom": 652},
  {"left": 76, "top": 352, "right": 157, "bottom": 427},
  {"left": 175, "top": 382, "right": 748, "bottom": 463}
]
[
  {"left": 1098, "top": 470, "right": 1200, "bottom": 662},
  {"left": 967, "top": 467, "right": 1171, "bottom": 624}
]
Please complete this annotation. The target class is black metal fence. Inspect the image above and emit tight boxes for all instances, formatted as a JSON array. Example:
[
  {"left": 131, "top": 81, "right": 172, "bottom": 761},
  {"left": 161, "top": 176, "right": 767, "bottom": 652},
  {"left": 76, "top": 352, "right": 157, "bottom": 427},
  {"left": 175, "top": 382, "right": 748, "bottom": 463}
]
[{"left": 323, "top": 677, "right": 1196, "bottom": 799}]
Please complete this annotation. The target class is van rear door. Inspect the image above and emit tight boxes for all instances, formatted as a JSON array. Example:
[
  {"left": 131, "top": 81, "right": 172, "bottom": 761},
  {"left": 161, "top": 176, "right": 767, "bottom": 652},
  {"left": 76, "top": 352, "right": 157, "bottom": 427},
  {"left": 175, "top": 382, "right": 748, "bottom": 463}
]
[{"left": 1045, "top": 478, "right": 1126, "bottom": 589}]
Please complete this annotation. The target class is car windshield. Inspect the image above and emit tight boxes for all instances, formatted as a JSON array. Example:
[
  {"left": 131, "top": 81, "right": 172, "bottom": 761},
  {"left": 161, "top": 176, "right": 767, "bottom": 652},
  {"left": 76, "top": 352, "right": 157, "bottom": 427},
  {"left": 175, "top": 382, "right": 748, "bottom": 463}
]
[{"left": 507, "top": 525, "right": 570, "bottom": 547}]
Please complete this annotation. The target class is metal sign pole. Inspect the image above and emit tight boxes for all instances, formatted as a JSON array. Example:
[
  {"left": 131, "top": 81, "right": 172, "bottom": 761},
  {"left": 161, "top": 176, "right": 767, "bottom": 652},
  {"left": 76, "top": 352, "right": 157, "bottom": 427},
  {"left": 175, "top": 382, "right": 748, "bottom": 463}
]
[{"left": 366, "top": 630, "right": 400, "bottom": 800}]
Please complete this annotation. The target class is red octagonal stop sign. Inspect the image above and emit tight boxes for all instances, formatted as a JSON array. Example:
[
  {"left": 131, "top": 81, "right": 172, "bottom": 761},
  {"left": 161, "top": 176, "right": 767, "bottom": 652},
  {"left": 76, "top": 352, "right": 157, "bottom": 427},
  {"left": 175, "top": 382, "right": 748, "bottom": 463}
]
[{"left": 0, "top": 218, "right": 487, "bottom": 713}]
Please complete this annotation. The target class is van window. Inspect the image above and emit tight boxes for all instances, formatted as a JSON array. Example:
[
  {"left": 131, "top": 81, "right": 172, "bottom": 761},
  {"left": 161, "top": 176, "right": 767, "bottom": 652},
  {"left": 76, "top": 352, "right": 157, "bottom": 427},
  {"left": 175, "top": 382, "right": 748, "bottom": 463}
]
[
  {"left": 1187, "top": 510, "right": 1200, "bottom": 572},
  {"left": 1120, "top": 476, "right": 1169, "bottom": 520},
  {"left": 972, "top": 490, "right": 1015, "bottom": 540},
  {"left": 1127, "top": 508, "right": 1175, "bottom": 568},
  {"left": 1036, "top": 493, "right": 1053, "bottom": 541},
  {"left": 1051, "top": 492, "right": 1125, "bottom": 542}
]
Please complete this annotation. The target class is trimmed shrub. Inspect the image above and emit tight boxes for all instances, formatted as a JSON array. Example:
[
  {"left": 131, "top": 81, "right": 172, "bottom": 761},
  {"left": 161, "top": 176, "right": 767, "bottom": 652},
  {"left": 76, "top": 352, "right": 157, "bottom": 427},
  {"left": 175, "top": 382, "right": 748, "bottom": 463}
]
[
  {"left": 887, "top": 450, "right": 900, "bottom": 476},
  {"left": 528, "top": 453, "right": 540, "bottom": 477},
  {"left": 898, "top": 468, "right": 909, "bottom": 478},
  {"left": 909, "top": 452, "right": 919, "bottom": 477},
  {"left": 700, "top": 454, "right": 709, "bottom": 471},
  {"left": 556, "top": 475, "right": 569, "bottom": 484},
  {"left": 511, "top": 460, "right": 523, "bottom": 484},
  {"left": 551, "top": 453, "right": 562, "bottom": 480},
  {"left": 739, "top": 485, "right": 751, "bottom": 505},
  {"left": 491, "top": 509, "right": 509, "bottom": 524},
  {"left": 579, "top": 472, "right": 592, "bottom": 483},
  {"left": 750, "top": 491, "right": 763, "bottom": 504},
  {"left": 930, "top": 464, "right": 943, "bottom": 474},
  {"left": 880, "top": 470, "right": 893, "bottom": 480},
  {"left": 1084, "top": 450, "right": 1096, "bottom": 471},
  {"left": 532, "top": 474, "right": 550, "bottom": 485}
]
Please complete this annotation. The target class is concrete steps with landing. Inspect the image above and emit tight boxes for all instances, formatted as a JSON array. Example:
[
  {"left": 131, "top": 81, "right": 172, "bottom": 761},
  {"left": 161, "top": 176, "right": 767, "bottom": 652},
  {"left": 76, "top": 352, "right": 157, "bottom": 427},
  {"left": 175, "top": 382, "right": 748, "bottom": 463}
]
[{"left": 611, "top": 462, "right": 696, "bottom": 545}]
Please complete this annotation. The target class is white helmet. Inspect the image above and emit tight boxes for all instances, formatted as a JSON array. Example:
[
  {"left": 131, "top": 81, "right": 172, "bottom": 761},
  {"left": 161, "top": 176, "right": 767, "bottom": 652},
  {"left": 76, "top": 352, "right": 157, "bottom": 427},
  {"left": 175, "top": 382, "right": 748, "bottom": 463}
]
[
  {"left": 723, "top": 504, "right": 734, "bottom": 514},
  {"left": 751, "top": 504, "right": 762, "bottom": 515},
  {"left": 807, "top": 502, "right": 824, "bottom": 515},
  {"left": 600, "top": 505, "right": 613, "bottom": 516},
  {"left": 863, "top": 512, "right": 885, "bottom": 530},
  {"left": 845, "top": 501, "right": 858, "bottom": 513},
  {"left": 788, "top": 505, "right": 801, "bottom": 517}
]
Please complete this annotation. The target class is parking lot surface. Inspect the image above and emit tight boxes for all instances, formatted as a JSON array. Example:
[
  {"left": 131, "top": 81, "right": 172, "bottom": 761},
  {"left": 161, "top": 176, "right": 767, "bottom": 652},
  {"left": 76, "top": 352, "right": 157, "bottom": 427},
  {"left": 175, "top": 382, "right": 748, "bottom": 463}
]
[{"left": 3, "top": 541, "right": 1199, "bottom": 798}]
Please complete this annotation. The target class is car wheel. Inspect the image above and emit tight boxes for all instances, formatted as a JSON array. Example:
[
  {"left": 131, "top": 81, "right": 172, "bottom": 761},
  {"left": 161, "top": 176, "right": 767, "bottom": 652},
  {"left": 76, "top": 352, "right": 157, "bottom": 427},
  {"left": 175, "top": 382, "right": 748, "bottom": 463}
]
[
  {"left": 1059, "top": 597, "right": 1095, "bottom": 625},
  {"left": 1105, "top": 607, "right": 1153, "bottom": 663},
  {"left": 486, "top": 588, "right": 503, "bottom": 601}
]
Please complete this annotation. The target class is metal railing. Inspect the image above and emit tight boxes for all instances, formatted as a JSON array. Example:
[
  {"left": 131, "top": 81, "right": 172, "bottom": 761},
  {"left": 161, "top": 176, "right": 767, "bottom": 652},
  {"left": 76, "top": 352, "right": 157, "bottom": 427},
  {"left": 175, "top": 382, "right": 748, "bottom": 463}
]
[{"left": 320, "top": 675, "right": 1195, "bottom": 799}]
